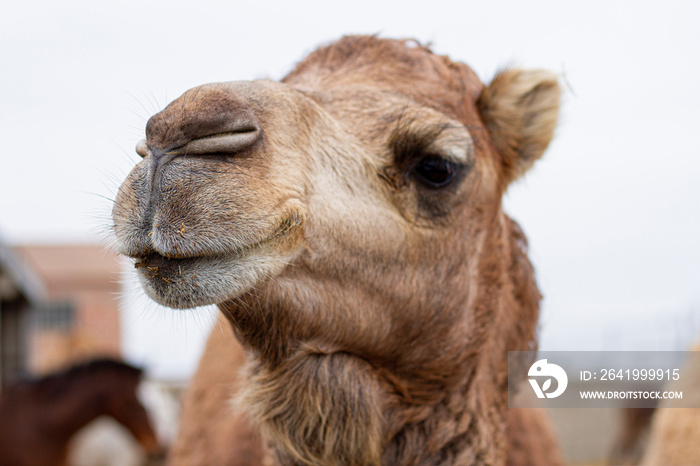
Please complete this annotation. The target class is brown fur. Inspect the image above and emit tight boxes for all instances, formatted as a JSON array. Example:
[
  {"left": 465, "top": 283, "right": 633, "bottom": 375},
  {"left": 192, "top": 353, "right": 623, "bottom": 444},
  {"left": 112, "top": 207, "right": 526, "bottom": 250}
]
[
  {"left": 477, "top": 69, "right": 560, "bottom": 184},
  {"left": 113, "top": 36, "right": 561, "bottom": 465},
  {"left": 169, "top": 317, "right": 268, "bottom": 465},
  {"left": 172, "top": 322, "right": 565, "bottom": 466},
  {"left": 506, "top": 408, "right": 566, "bottom": 466},
  {"left": 639, "top": 344, "right": 700, "bottom": 466},
  {"left": 607, "top": 407, "right": 656, "bottom": 466}
]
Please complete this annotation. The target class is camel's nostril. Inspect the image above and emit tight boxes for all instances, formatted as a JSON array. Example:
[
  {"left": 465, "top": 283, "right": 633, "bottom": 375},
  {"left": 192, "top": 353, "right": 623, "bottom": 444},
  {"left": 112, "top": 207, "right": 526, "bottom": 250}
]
[
  {"left": 145, "top": 86, "right": 263, "bottom": 157},
  {"left": 182, "top": 126, "right": 261, "bottom": 156}
]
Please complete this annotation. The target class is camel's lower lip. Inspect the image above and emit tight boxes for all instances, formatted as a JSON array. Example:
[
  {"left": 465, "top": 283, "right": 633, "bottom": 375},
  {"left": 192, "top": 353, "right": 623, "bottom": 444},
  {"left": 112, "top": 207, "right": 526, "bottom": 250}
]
[
  {"left": 129, "top": 247, "right": 289, "bottom": 310},
  {"left": 133, "top": 252, "right": 206, "bottom": 284}
]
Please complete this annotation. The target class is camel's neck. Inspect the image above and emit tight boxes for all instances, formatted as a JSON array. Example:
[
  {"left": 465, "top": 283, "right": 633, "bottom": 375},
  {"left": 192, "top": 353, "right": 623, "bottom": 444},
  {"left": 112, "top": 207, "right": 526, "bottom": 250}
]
[
  {"left": 382, "top": 370, "right": 507, "bottom": 466},
  {"left": 222, "top": 213, "right": 540, "bottom": 466}
]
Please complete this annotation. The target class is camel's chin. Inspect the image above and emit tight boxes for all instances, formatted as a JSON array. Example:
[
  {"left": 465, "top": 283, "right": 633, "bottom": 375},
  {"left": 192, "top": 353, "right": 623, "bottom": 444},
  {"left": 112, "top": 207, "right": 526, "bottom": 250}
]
[{"left": 134, "top": 251, "right": 285, "bottom": 310}]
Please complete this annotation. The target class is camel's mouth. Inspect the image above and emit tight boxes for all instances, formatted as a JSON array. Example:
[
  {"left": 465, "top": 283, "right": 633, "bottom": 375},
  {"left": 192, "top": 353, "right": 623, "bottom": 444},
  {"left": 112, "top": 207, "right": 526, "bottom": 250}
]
[
  {"left": 134, "top": 252, "right": 196, "bottom": 277},
  {"left": 133, "top": 251, "right": 223, "bottom": 289},
  {"left": 125, "top": 212, "right": 305, "bottom": 309}
]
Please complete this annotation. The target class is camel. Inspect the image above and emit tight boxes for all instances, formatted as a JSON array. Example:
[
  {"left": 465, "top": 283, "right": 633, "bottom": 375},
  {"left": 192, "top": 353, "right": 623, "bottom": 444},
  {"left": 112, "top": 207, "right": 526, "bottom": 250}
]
[
  {"left": 112, "top": 35, "right": 562, "bottom": 465},
  {"left": 638, "top": 344, "right": 700, "bottom": 466},
  {"left": 607, "top": 406, "right": 656, "bottom": 466}
]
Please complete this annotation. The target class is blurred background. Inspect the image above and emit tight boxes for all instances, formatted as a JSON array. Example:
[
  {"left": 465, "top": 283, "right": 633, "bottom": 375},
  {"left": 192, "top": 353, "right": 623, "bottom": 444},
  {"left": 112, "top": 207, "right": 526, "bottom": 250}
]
[{"left": 1, "top": 1, "right": 699, "bottom": 464}]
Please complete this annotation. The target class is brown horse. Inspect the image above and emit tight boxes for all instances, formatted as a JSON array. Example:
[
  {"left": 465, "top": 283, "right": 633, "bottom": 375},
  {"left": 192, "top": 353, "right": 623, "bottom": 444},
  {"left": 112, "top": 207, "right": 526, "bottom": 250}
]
[{"left": 0, "top": 358, "right": 163, "bottom": 466}]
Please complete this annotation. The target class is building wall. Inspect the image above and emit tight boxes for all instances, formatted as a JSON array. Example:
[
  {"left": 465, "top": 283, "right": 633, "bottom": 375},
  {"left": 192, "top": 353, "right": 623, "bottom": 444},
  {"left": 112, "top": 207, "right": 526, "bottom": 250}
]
[{"left": 14, "top": 244, "right": 122, "bottom": 374}]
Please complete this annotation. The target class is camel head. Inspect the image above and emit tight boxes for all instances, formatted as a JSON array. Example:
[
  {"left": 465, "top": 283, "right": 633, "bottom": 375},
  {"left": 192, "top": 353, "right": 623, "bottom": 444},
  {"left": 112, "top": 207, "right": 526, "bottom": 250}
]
[{"left": 113, "top": 36, "right": 560, "bottom": 465}]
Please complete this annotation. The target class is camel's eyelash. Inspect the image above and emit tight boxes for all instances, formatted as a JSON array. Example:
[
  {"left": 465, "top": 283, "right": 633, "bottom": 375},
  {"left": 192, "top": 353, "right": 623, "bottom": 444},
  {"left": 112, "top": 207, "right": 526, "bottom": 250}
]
[{"left": 389, "top": 122, "right": 453, "bottom": 168}]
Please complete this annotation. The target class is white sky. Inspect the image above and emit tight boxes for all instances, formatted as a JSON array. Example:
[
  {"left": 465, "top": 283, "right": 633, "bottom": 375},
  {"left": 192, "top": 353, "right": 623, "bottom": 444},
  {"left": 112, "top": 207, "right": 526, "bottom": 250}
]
[{"left": 2, "top": 1, "right": 699, "bottom": 379}]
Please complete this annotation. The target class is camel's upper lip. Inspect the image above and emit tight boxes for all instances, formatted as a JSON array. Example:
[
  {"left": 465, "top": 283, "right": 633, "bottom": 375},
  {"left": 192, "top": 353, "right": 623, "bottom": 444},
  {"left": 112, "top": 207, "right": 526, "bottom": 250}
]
[
  {"left": 128, "top": 244, "right": 236, "bottom": 265},
  {"left": 118, "top": 211, "right": 304, "bottom": 269},
  {"left": 126, "top": 232, "right": 263, "bottom": 263}
]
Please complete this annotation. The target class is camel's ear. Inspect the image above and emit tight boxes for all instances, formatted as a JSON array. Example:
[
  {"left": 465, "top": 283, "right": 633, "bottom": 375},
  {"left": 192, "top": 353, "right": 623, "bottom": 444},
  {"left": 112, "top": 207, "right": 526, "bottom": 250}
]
[{"left": 477, "top": 69, "right": 560, "bottom": 184}]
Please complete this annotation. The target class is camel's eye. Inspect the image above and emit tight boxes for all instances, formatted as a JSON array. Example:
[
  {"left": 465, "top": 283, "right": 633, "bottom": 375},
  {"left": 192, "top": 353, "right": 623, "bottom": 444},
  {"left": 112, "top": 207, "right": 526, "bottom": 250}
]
[{"left": 414, "top": 156, "right": 457, "bottom": 188}]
